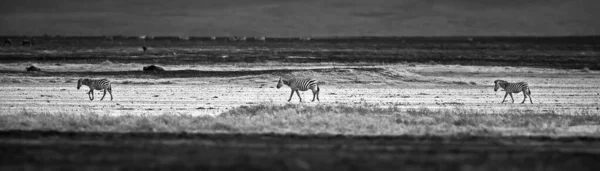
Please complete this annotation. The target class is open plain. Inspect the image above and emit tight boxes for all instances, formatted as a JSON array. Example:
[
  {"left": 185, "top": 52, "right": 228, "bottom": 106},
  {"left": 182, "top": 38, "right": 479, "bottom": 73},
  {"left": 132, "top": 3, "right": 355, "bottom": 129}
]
[{"left": 1, "top": 36, "right": 599, "bottom": 170}]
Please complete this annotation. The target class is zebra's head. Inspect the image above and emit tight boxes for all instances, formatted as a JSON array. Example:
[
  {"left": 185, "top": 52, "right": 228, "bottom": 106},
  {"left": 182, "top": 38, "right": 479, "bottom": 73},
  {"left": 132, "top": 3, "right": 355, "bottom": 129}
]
[
  {"left": 493, "top": 80, "right": 505, "bottom": 92},
  {"left": 276, "top": 77, "right": 283, "bottom": 89},
  {"left": 77, "top": 78, "right": 85, "bottom": 89}
]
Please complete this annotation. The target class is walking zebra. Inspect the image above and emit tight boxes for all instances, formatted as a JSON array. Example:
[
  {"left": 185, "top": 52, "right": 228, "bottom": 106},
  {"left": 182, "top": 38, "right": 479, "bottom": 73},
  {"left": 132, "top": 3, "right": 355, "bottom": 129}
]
[
  {"left": 277, "top": 77, "right": 320, "bottom": 102},
  {"left": 493, "top": 80, "right": 533, "bottom": 104},
  {"left": 77, "top": 78, "right": 113, "bottom": 101}
]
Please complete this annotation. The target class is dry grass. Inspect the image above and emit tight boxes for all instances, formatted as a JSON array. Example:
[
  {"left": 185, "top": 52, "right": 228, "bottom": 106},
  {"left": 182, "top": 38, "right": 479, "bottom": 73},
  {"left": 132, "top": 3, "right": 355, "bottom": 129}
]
[
  {"left": 1, "top": 104, "right": 598, "bottom": 137},
  {"left": 118, "top": 80, "right": 176, "bottom": 85}
]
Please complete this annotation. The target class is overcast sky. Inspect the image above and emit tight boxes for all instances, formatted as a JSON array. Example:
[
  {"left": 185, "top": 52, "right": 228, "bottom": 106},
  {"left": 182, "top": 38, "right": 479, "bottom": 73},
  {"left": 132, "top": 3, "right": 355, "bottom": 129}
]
[{"left": 0, "top": 0, "right": 598, "bottom": 36}]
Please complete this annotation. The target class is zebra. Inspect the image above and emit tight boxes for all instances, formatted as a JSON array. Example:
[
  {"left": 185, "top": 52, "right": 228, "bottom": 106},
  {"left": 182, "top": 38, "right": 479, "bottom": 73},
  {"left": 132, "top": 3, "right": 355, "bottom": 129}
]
[
  {"left": 276, "top": 77, "right": 320, "bottom": 102},
  {"left": 493, "top": 80, "right": 533, "bottom": 104},
  {"left": 77, "top": 78, "right": 113, "bottom": 101}
]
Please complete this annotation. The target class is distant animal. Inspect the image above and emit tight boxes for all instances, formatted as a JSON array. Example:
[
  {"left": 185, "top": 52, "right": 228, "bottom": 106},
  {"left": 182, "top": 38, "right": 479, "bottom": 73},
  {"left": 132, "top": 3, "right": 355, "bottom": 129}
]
[
  {"left": 238, "top": 36, "right": 247, "bottom": 41},
  {"left": 3, "top": 39, "right": 11, "bottom": 46},
  {"left": 26, "top": 65, "right": 41, "bottom": 72},
  {"left": 255, "top": 36, "right": 266, "bottom": 42},
  {"left": 299, "top": 37, "right": 311, "bottom": 41},
  {"left": 143, "top": 65, "right": 165, "bottom": 72},
  {"left": 21, "top": 39, "right": 33, "bottom": 46},
  {"left": 77, "top": 78, "right": 113, "bottom": 101},
  {"left": 142, "top": 46, "right": 148, "bottom": 52},
  {"left": 277, "top": 77, "right": 320, "bottom": 102},
  {"left": 104, "top": 36, "right": 114, "bottom": 41},
  {"left": 210, "top": 36, "right": 217, "bottom": 41},
  {"left": 494, "top": 80, "right": 533, "bottom": 104},
  {"left": 228, "top": 36, "right": 237, "bottom": 42}
]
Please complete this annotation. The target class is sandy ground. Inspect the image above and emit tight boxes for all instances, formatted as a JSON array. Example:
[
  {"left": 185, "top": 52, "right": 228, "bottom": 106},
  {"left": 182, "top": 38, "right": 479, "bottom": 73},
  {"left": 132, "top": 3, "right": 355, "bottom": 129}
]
[{"left": 1, "top": 64, "right": 598, "bottom": 116}]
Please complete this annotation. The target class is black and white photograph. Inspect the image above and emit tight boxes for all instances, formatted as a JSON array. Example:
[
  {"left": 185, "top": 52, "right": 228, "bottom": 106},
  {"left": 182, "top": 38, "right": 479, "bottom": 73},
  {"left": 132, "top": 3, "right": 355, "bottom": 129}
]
[{"left": 1, "top": 0, "right": 599, "bottom": 170}]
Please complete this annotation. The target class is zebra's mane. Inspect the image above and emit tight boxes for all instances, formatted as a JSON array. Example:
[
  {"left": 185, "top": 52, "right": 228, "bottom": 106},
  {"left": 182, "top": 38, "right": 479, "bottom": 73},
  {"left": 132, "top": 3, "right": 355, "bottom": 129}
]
[{"left": 280, "top": 77, "right": 292, "bottom": 85}]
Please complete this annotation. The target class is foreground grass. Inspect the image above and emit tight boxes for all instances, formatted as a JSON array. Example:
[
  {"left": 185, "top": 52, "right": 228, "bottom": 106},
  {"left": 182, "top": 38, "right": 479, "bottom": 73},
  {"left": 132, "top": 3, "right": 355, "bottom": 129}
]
[{"left": 1, "top": 104, "right": 599, "bottom": 136}]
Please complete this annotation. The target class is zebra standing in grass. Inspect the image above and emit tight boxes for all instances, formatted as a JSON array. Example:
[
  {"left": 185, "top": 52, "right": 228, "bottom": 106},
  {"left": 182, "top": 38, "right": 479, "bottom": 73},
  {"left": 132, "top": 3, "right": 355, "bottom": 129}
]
[
  {"left": 277, "top": 77, "right": 320, "bottom": 102},
  {"left": 493, "top": 80, "right": 533, "bottom": 104},
  {"left": 77, "top": 78, "right": 113, "bottom": 101}
]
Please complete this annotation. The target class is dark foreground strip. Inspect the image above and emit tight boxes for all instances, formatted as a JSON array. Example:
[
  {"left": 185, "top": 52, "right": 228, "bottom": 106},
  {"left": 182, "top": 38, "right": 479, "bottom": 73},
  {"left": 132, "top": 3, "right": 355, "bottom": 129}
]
[{"left": 1, "top": 130, "right": 600, "bottom": 171}]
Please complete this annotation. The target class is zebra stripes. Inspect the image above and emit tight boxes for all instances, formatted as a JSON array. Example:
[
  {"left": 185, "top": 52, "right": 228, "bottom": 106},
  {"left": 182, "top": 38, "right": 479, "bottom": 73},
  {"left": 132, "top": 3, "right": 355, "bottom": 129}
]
[
  {"left": 494, "top": 80, "right": 533, "bottom": 104},
  {"left": 77, "top": 78, "right": 113, "bottom": 101},
  {"left": 277, "top": 77, "right": 320, "bottom": 102}
]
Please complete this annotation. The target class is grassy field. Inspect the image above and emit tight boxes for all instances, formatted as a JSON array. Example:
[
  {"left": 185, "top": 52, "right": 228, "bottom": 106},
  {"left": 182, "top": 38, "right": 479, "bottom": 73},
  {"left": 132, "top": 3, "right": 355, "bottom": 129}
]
[
  {"left": 1, "top": 37, "right": 599, "bottom": 170},
  {"left": 1, "top": 103, "right": 599, "bottom": 136}
]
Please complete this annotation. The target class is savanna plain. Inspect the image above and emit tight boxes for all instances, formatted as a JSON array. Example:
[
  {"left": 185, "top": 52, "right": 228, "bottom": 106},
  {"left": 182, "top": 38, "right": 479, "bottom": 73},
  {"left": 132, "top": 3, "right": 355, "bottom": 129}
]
[{"left": 1, "top": 36, "right": 599, "bottom": 170}]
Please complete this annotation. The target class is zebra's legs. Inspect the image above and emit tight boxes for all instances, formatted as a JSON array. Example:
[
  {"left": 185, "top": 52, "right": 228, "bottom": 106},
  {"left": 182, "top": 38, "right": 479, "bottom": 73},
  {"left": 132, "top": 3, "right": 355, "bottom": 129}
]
[
  {"left": 311, "top": 87, "right": 318, "bottom": 102},
  {"left": 87, "top": 89, "right": 94, "bottom": 100},
  {"left": 295, "top": 90, "right": 302, "bottom": 102},
  {"left": 523, "top": 89, "right": 533, "bottom": 104},
  {"left": 509, "top": 93, "right": 515, "bottom": 103},
  {"left": 288, "top": 90, "right": 295, "bottom": 102},
  {"left": 108, "top": 87, "right": 113, "bottom": 101},
  {"left": 101, "top": 89, "right": 107, "bottom": 101},
  {"left": 529, "top": 93, "right": 533, "bottom": 104},
  {"left": 316, "top": 86, "right": 320, "bottom": 101},
  {"left": 501, "top": 92, "right": 509, "bottom": 103}
]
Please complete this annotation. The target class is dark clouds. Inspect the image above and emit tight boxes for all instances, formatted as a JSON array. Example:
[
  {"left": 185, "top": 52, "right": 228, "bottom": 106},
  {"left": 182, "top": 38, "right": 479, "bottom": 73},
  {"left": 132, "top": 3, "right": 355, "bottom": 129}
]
[{"left": 0, "top": 0, "right": 597, "bottom": 36}]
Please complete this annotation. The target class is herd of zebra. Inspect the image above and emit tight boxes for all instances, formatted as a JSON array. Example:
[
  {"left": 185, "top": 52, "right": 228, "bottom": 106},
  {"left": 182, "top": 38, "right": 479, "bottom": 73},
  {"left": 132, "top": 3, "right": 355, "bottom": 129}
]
[{"left": 76, "top": 77, "right": 533, "bottom": 104}]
